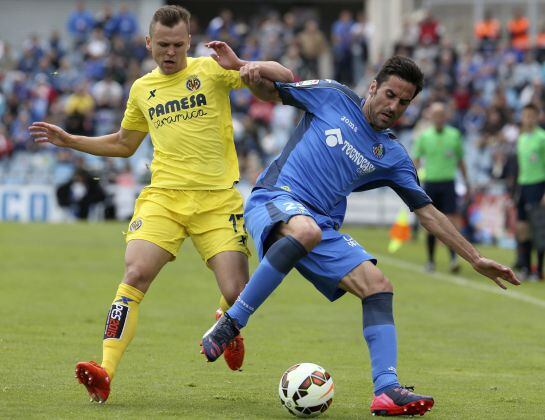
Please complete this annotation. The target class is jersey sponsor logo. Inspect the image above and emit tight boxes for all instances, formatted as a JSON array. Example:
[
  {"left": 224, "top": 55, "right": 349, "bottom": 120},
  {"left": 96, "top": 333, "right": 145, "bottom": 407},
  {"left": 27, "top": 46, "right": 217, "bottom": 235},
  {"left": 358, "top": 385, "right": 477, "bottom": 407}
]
[
  {"left": 343, "top": 235, "right": 360, "bottom": 247},
  {"left": 186, "top": 75, "right": 201, "bottom": 91},
  {"left": 324, "top": 128, "right": 375, "bottom": 174},
  {"left": 294, "top": 79, "right": 320, "bottom": 87},
  {"left": 341, "top": 115, "right": 358, "bottom": 133},
  {"left": 372, "top": 143, "right": 385, "bottom": 159},
  {"left": 325, "top": 128, "right": 343, "bottom": 147},
  {"left": 147, "top": 93, "right": 207, "bottom": 121},
  {"left": 104, "top": 303, "right": 129, "bottom": 339},
  {"left": 235, "top": 296, "right": 255, "bottom": 312},
  {"left": 129, "top": 217, "right": 142, "bottom": 232},
  {"left": 147, "top": 89, "right": 157, "bottom": 100},
  {"left": 280, "top": 185, "right": 291, "bottom": 192},
  {"left": 152, "top": 109, "right": 208, "bottom": 128},
  {"left": 283, "top": 202, "right": 310, "bottom": 215}
]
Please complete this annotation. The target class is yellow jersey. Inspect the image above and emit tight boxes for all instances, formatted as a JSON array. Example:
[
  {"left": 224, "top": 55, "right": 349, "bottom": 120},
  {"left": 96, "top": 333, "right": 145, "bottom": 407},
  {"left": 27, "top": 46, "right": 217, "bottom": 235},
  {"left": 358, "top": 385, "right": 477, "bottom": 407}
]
[{"left": 121, "top": 56, "right": 244, "bottom": 190}]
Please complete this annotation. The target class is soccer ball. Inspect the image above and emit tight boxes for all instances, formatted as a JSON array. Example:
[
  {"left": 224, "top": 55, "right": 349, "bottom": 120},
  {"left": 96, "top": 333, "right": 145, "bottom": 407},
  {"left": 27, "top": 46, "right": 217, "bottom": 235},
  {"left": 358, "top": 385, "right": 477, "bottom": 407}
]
[{"left": 278, "top": 363, "right": 334, "bottom": 417}]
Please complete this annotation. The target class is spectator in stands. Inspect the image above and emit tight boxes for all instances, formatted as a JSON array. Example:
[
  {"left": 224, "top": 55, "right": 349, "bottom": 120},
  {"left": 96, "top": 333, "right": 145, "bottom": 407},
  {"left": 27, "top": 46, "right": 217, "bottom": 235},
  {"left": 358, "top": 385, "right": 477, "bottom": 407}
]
[
  {"left": 351, "top": 11, "right": 372, "bottom": 81},
  {"left": 332, "top": 9, "right": 354, "bottom": 85},
  {"left": 0, "top": 41, "right": 17, "bottom": 72},
  {"left": 418, "top": 10, "right": 442, "bottom": 46},
  {"left": 56, "top": 167, "right": 106, "bottom": 220},
  {"left": 64, "top": 82, "right": 94, "bottom": 136},
  {"left": 281, "top": 12, "right": 297, "bottom": 46},
  {"left": 259, "top": 11, "right": 284, "bottom": 61},
  {"left": 207, "top": 9, "right": 240, "bottom": 51},
  {"left": 536, "top": 22, "right": 545, "bottom": 62},
  {"left": 0, "top": 125, "right": 13, "bottom": 159},
  {"left": 95, "top": 4, "right": 118, "bottom": 38},
  {"left": 91, "top": 71, "right": 123, "bottom": 136},
  {"left": 10, "top": 108, "right": 32, "bottom": 153},
  {"left": 66, "top": 1, "right": 95, "bottom": 47},
  {"left": 115, "top": 3, "right": 140, "bottom": 41},
  {"left": 47, "top": 30, "right": 65, "bottom": 69},
  {"left": 512, "top": 51, "right": 541, "bottom": 92},
  {"left": 508, "top": 8, "right": 530, "bottom": 51},
  {"left": 475, "top": 10, "right": 501, "bottom": 53},
  {"left": 281, "top": 41, "right": 304, "bottom": 80},
  {"left": 91, "top": 71, "right": 123, "bottom": 110},
  {"left": 86, "top": 28, "right": 110, "bottom": 60},
  {"left": 18, "top": 45, "right": 41, "bottom": 74},
  {"left": 413, "top": 102, "right": 471, "bottom": 273},
  {"left": 297, "top": 19, "right": 328, "bottom": 79}
]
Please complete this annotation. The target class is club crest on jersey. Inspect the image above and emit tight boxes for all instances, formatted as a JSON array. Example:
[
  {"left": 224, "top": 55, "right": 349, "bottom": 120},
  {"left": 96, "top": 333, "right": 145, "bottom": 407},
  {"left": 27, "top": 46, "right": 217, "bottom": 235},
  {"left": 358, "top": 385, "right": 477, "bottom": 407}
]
[
  {"left": 372, "top": 143, "right": 385, "bottom": 159},
  {"left": 129, "top": 218, "right": 142, "bottom": 232},
  {"left": 186, "top": 75, "right": 201, "bottom": 91}
]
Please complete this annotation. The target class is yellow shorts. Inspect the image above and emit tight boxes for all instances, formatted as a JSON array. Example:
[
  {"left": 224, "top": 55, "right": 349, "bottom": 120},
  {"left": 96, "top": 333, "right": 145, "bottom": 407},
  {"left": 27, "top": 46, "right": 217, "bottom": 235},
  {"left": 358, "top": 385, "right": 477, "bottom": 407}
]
[{"left": 125, "top": 187, "right": 250, "bottom": 262}]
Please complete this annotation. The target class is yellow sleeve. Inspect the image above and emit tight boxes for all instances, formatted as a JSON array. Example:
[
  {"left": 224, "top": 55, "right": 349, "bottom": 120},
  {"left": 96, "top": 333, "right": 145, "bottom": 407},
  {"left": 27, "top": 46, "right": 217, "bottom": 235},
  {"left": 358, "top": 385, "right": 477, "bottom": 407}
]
[
  {"left": 208, "top": 57, "right": 246, "bottom": 90},
  {"left": 121, "top": 82, "right": 149, "bottom": 133}
]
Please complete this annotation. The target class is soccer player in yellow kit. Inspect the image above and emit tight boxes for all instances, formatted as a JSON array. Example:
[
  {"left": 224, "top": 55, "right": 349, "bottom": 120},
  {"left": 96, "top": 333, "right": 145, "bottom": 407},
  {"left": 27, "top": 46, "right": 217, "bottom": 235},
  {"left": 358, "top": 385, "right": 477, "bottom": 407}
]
[{"left": 29, "top": 5, "right": 293, "bottom": 403}]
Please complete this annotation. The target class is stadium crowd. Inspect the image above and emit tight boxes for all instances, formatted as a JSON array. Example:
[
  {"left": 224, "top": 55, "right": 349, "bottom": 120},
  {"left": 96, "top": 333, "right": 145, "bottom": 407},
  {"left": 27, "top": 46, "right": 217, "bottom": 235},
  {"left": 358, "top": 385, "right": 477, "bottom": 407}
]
[{"left": 0, "top": 3, "right": 544, "bottom": 230}]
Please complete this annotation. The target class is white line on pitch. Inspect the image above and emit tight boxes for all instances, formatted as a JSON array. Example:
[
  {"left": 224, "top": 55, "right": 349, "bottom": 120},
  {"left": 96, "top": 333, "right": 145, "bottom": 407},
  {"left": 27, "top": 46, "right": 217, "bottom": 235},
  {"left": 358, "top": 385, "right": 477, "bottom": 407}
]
[{"left": 376, "top": 254, "right": 545, "bottom": 309}]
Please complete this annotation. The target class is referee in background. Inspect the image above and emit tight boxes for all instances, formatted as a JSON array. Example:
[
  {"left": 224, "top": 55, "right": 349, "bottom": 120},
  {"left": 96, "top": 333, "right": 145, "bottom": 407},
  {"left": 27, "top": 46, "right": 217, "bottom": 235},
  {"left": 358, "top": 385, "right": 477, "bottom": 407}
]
[
  {"left": 413, "top": 102, "right": 470, "bottom": 273},
  {"left": 515, "top": 103, "right": 545, "bottom": 281}
]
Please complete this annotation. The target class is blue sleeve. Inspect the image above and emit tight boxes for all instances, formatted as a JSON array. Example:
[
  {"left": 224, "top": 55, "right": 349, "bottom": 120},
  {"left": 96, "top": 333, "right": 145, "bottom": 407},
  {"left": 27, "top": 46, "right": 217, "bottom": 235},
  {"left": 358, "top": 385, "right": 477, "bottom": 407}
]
[
  {"left": 389, "top": 157, "right": 432, "bottom": 211},
  {"left": 274, "top": 80, "right": 358, "bottom": 114}
]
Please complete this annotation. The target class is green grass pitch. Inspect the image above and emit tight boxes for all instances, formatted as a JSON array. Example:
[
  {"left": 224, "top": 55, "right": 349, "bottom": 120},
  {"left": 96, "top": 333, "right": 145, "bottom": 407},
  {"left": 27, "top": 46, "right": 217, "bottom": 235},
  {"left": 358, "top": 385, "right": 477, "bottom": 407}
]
[{"left": 1, "top": 222, "right": 545, "bottom": 418}]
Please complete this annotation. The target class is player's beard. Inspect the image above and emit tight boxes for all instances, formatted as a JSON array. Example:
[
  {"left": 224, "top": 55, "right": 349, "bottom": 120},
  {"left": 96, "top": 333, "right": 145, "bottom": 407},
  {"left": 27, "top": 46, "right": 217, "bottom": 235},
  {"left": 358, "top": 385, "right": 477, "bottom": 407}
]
[{"left": 365, "top": 97, "right": 389, "bottom": 130}]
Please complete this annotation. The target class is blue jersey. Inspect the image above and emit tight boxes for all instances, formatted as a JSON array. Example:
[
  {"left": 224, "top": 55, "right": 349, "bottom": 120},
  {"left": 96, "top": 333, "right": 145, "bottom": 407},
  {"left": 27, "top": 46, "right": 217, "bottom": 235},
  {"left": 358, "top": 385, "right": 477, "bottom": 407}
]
[{"left": 255, "top": 80, "right": 431, "bottom": 226}]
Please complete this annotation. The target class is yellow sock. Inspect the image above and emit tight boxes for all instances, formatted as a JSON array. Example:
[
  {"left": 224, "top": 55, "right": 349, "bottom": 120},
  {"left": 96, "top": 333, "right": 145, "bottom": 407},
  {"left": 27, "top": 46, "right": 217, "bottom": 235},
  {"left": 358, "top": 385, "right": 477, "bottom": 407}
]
[
  {"left": 101, "top": 283, "right": 144, "bottom": 380},
  {"left": 219, "top": 295, "right": 231, "bottom": 312}
]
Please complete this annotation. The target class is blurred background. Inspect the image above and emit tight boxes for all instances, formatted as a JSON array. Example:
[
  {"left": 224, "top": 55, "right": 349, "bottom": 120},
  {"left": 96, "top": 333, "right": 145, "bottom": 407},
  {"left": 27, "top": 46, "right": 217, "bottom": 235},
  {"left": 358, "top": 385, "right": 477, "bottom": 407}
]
[{"left": 1, "top": 0, "right": 544, "bottom": 248}]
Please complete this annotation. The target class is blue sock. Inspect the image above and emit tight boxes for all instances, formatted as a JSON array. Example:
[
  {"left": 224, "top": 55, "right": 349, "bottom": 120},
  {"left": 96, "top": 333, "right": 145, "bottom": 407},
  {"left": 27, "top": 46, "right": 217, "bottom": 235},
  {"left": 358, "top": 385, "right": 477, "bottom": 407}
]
[
  {"left": 362, "top": 292, "right": 400, "bottom": 395},
  {"left": 227, "top": 235, "right": 307, "bottom": 327}
]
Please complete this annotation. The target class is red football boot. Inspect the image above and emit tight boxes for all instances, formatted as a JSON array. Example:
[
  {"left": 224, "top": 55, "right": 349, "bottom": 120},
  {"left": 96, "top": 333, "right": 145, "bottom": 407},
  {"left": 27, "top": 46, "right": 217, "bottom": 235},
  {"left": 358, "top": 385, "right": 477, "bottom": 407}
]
[
  {"left": 215, "top": 309, "right": 245, "bottom": 371},
  {"left": 370, "top": 386, "right": 434, "bottom": 416},
  {"left": 75, "top": 361, "right": 111, "bottom": 403}
]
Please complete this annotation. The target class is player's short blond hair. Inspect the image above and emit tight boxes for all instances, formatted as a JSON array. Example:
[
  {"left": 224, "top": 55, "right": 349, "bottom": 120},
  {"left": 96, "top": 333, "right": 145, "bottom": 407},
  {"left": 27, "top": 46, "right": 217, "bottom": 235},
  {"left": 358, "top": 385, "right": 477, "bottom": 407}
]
[{"left": 149, "top": 5, "right": 191, "bottom": 37}]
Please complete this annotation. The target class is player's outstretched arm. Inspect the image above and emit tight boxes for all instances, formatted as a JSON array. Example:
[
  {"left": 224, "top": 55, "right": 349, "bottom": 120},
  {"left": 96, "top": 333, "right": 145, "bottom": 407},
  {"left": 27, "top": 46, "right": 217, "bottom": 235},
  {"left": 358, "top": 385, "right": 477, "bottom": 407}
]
[
  {"left": 240, "top": 64, "right": 281, "bottom": 102},
  {"left": 415, "top": 203, "right": 520, "bottom": 289},
  {"left": 206, "top": 40, "right": 294, "bottom": 82},
  {"left": 28, "top": 123, "right": 147, "bottom": 158}
]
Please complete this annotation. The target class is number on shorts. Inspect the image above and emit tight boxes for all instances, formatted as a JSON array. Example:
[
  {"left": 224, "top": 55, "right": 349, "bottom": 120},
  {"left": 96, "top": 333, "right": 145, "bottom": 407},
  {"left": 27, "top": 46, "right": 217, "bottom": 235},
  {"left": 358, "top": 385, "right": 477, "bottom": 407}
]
[{"left": 229, "top": 213, "right": 245, "bottom": 233}]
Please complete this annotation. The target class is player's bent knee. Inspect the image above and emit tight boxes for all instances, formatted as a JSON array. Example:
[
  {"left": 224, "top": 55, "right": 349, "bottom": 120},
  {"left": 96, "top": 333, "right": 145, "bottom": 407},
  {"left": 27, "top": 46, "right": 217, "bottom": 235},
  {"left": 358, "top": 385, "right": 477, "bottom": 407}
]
[
  {"left": 284, "top": 217, "right": 322, "bottom": 249},
  {"left": 222, "top": 284, "right": 245, "bottom": 306},
  {"left": 342, "top": 263, "right": 393, "bottom": 299},
  {"left": 123, "top": 265, "right": 154, "bottom": 292},
  {"left": 374, "top": 274, "right": 393, "bottom": 294}
]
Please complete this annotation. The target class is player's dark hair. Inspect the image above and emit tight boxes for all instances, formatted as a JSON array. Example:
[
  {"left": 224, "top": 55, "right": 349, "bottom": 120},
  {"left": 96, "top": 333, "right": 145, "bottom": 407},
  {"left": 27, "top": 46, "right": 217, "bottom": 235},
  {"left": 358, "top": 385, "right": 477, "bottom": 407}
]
[
  {"left": 149, "top": 5, "right": 191, "bottom": 36},
  {"left": 375, "top": 56, "right": 424, "bottom": 99}
]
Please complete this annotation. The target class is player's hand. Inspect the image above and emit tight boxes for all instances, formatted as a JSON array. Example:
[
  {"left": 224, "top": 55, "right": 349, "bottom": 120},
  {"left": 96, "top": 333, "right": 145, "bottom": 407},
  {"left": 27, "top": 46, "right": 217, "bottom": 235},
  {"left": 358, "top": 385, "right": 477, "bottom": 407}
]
[
  {"left": 28, "top": 122, "right": 73, "bottom": 148},
  {"left": 471, "top": 257, "right": 520, "bottom": 289},
  {"left": 240, "top": 63, "right": 262, "bottom": 86},
  {"left": 206, "top": 40, "right": 243, "bottom": 70}
]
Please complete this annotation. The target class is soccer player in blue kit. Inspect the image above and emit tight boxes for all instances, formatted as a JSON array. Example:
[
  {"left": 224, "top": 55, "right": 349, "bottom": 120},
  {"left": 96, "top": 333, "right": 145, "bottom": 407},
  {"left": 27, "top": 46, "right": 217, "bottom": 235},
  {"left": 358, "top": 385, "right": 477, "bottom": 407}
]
[{"left": 201, "top": 56, "right": 520, "bottom": 416}]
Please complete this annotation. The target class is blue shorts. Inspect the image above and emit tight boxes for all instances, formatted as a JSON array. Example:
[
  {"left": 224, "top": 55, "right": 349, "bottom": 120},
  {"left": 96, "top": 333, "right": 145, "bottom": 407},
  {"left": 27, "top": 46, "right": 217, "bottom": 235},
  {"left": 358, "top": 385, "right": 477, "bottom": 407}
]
[{"left": 245, "top": 189, "right": 376, "bottom": 301}]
